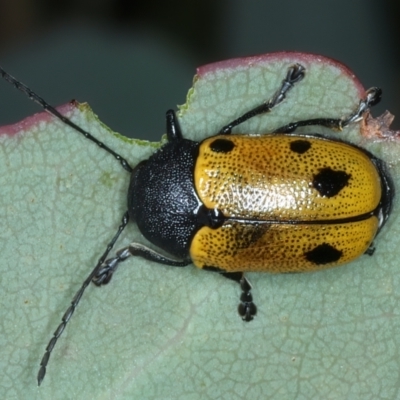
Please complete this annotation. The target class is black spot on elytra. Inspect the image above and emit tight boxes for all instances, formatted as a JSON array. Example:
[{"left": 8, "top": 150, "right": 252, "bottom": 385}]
[
  {"left": 290, "top": 139, "right": 311, "bottom": 154},
  {"left": 209, "top": 138, "right": 235, "bottom": 153},
  {"left": 313, "top": 167, "right": 351, "bottom": 197},
  {"left": 231, "top": 224, "right": 269, "bottom": 256},
  {"left": 305, "top": 243, "right": 342, "bottom": 265}
]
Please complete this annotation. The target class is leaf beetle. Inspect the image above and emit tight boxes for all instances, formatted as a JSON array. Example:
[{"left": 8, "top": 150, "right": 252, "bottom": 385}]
[{"left": 0, "top": 63, "right": 394, "bottom": 386}]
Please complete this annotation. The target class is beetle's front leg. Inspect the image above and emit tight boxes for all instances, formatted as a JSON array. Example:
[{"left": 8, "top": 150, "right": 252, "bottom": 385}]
[
  {"left": 219, "top": 64, "right": 305, "bottom": 134},
  {"left": 93, "top": 243, "right": 190, "bottom": 285}
]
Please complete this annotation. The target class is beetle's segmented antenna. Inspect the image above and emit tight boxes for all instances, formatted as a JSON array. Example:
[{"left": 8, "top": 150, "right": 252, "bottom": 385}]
[
  {"left": 37, "top": 211, "right": 130, "bottom": 386},
  {"left": 0, "top": 66, "right": 133, "bottom": 173}
]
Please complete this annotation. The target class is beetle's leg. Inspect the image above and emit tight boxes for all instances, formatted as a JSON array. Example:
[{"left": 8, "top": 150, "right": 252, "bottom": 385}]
[
  {"left": 221, "top": 272, "right": 257, "bottom": 322},
  {"left": 365, "top": 245, "right": 375, "bottom": 256},
  {"left": 273, "top": 87, "right": 382, "bottom": 133},
  {"left": 37, "top": 211, "right": 130, "bottom": 386},
  {"left": 93, "top": 243, "right": 190, "bottom": 285},
  {"left": 219, "top": 64, "right": 305, "bottom": 134}
]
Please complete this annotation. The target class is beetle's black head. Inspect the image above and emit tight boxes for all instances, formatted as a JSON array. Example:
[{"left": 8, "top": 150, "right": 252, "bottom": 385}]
[{"left": 128, "top": 139, "right": 201, "bottom": 260}]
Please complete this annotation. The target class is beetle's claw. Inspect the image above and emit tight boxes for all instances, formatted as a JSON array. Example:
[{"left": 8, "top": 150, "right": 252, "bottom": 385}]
[
  {"left": 92, "top": 261, "right": 116, "bottom": 286},
  {"left": 365, "top": 87, "right": 382, "bottom": 107},
  {"left": 288, "top": 63, "right": 305, "bottom": 84},
  {"left": 238, "top": 297, "right": 257, "bottom": 322}
]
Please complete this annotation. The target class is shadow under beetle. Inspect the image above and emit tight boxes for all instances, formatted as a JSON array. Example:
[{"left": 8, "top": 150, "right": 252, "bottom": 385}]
[{"left": 0, "top": 63, "right": 394, "bottom": 386}]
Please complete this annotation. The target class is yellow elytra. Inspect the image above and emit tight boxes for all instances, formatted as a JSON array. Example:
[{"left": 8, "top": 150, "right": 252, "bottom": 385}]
[{"left": 191, "top": 134, "right": 385, "bottom": 273}]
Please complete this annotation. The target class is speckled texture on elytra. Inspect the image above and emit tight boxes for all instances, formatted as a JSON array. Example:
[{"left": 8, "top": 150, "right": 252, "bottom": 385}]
[
  {"left": 195, "top": 135, "right": 382, "bottom": 219},
  {"left": 191, "top": 218, "right": 379, "bottom": 273},
  {"left": 1, "top": 53, "right": 400, "bottom": 400},
  {"left": 190, "top": 133, "right": 383, "bottom": 273}
]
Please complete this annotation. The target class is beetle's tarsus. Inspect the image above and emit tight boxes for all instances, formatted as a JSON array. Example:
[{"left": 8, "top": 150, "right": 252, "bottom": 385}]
[
  {"left": 365, "top": 245, "right": 376, "bottom": 256},
  {"left": 219, "top": 64, "right": 306, "bottom": 134},
  {"left": 341, "top": 87, "right": 383, "bottom": 127},
  {"left": 273, "top": 86, "right": 383, "bottom": 134},
  {"left": 93, "top": 243, "right": 190, "bottom": 287},
  {"left": 92, "top": 247, "right": 131, "bottom": 285},
  {"left": 221, "top": 272, "right": 257, "bottom": 321},
  {"left": 269, "top": 63, "right": 305, "bottom": 108},
  {"left": 366, "top": 87, "right": 382, "bottom": 107},
  {"left": 238, "top": 276, "right": 257, "bottom": 322}
]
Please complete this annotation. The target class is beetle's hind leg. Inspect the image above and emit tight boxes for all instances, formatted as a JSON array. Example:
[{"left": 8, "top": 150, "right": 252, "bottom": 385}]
[
  {"left": 93, "top": 243, "right": 190, "bottom": 285},
  {"left": 273, "top": 87, "right": 382, "bottom": 134},
  {"left": 219, "top": 64, "right": 305, "bottom": 134},
  {"left": 222, "top": 272, "right": 257, "bottom": 322}
]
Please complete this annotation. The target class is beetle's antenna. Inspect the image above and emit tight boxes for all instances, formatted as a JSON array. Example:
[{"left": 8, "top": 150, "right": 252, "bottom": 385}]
[
  {"left": 0, "top": 66, "right": 133, "bottom": 173},
  {"left": 37, "top": 211, "right": 130, "bottom": 386}
]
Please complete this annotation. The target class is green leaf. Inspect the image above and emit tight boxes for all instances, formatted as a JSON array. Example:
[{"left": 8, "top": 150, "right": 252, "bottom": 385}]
[{"left": 1, "top": 52, "right": 400, "bottom": 399}]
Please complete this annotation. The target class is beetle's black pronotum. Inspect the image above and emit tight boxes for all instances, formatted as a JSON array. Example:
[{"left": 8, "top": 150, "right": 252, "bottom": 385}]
[{"left": 0, "top": 62, "right": 393, "bottom": 386}]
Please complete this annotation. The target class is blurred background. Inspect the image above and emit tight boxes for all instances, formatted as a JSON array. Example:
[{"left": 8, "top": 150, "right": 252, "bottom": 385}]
[{"left": 0, "top": 0, "right": 399, "bottom": 140}]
